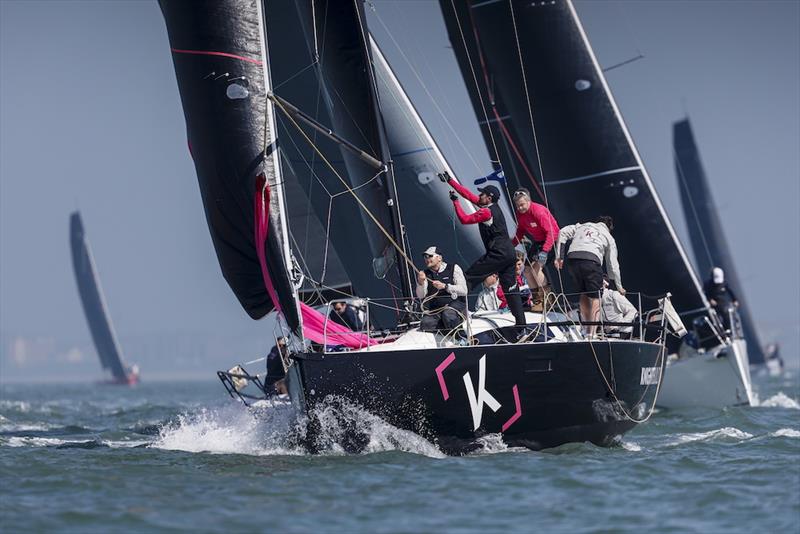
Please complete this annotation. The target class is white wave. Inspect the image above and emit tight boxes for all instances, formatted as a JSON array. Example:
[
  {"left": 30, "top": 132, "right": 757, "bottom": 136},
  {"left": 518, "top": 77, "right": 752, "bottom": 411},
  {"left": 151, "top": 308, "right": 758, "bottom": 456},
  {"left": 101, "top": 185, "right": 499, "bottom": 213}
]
[
  {"left": 152, "top": 397, "right": 444, "bottom": 458},
  {"left": 3, "top": 436, "right": 148, "bottom": 448},
  {"left": 0, "top": 400, "right": 32, "bottom": 413},
  {"left": 665, "top": 427, "right": 754, "bottom": 447},
  {"left": 152, "top": 402, "right": 302, "bottom": 456},
  {"left": 756, "top": 392, "right": 800, "bottom": 409},
  {"left": 771, "top": 428, "right": 800, "bottom": 438},
  {"left": 0, "top": 421, "right": 51, "bottom": 432},
  {"left": 621, "top": 440, "right": 642, "bottom": 452}
]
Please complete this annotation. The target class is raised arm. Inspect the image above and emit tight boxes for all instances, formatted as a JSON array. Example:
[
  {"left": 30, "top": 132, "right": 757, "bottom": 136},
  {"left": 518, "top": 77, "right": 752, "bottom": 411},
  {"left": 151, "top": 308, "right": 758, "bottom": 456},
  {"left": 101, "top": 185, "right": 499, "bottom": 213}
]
[
  {"left": 448, "top": 177, "right": 480, "bottom": 204},
  {"left": 453, "top": 197, "right": 491, "bottom": 225}
]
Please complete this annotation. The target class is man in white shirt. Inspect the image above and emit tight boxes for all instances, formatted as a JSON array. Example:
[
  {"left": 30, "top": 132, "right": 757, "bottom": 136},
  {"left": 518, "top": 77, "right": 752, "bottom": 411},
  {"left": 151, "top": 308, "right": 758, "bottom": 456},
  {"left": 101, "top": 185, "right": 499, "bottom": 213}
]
[
  {"left": 474, "top": 273, "right": 504, "bottom": 312},
  {"left": 416, "top": 246, "right": 468, "bottom": 332},
  {"left": 555, "top": 216, "right": 624, "bottom": 336},
  {"left": 600, "top": 277, "right": 637, "bottom": 336}
]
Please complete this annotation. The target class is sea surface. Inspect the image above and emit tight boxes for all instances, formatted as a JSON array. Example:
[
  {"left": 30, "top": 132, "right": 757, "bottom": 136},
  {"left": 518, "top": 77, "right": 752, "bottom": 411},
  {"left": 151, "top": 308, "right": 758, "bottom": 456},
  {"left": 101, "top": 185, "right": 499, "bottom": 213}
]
[{"left": 1, "top": 371, "right": 798, "bottom": 533}]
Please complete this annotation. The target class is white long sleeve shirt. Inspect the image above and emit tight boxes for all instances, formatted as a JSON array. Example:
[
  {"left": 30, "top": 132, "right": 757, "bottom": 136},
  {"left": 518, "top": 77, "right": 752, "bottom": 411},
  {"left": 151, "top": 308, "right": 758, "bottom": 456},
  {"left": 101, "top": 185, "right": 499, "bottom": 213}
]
[
  {"left": 600, "top": 288, "right": 638, "bottom": 333},
  {"left": 415, "top": 262, "right": 467, "bottom": 300},
  {"left": 556, "top": 222, "right": 623, "bottom": 287}
]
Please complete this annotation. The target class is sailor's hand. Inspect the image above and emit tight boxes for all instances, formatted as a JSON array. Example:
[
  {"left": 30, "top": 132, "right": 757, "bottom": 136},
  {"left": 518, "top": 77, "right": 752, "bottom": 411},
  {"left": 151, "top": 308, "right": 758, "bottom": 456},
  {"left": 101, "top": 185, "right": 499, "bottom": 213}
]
[
  {"left": 416, "top": 270, "right": 426, "bottom": 285},
  {"left": 734, "top": 301, "right": 740, "bottom": 308},
  {"left": 536, "top": 251, "right": 548, "bottom": 265},
  {"left": 618, "top": 286, "right": 626, "bottom": 296},
  {"left": 438, "top": 171, "right": 451, "bottom": 183},
  {"left": 432, "top": 280, "right": 446, "bottom": 290},
  {"left": 554, "top": 258, "right": 564, "bottom": 270},
  {"left": 710, "top": 298, "right": 717, "bottom": 306},
  {"left": 449, "top": 190, "right": 458, "bottom": 201}
]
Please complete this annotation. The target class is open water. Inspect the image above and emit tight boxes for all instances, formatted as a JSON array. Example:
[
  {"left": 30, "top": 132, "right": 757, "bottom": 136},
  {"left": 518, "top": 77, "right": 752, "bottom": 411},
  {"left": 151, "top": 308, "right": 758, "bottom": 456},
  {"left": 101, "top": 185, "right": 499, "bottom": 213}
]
[{"left": 1, "top": 372, "right": 798, "bottom": 533}]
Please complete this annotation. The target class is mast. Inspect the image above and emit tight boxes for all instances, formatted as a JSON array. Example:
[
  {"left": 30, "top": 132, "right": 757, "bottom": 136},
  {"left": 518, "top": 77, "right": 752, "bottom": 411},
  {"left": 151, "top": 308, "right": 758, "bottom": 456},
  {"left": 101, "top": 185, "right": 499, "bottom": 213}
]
[{"left": 257, "top": 0, "right": 303, "bottom": 336}]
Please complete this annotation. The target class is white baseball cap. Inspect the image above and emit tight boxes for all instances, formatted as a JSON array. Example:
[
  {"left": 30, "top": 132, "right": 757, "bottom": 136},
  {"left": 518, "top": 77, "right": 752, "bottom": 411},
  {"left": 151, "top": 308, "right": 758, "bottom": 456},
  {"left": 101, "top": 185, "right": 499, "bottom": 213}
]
[{"left": 422, "top": 246, "right": 441, "bottom": 258}]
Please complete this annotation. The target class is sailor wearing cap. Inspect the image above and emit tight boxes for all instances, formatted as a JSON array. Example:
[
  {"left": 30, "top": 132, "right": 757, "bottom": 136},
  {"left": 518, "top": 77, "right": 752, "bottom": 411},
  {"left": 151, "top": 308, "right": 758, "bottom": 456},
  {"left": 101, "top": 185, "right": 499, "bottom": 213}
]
[
  {"left": 415, "top": 246, "right": 468, "bottom": 333},
  {"left": 439, "top": 171, "right": 526, "bottom": 326}
]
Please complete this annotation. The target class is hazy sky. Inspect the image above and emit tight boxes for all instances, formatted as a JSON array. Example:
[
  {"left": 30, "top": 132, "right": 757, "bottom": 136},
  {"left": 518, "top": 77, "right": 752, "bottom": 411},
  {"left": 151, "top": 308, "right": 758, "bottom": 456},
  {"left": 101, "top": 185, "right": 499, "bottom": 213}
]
[{"left": 1, "top": 0, "right": 798, "bottom": 379}]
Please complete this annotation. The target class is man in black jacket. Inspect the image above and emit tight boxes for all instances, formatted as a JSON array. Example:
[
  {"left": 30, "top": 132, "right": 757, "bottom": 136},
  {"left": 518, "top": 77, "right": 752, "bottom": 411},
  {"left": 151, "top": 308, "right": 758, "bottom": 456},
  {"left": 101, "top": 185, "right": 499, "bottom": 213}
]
[{"left": 442, "top": 172, "right": 526, "bottom": 327}]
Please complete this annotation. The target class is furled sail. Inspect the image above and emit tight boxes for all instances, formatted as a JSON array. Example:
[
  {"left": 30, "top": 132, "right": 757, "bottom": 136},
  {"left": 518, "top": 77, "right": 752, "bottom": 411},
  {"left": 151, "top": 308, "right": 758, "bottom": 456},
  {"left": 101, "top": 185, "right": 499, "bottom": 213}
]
[
  {"left": 159, "top": 0, "right": 299, "bottom": 330},
  {"left": 439, "top": 0, "right": 707, "bottom": 316},
  {"left": 673, "top": 118, "right": 765, "bottom": 363},
  {"left": 69, "top": 212, "right": 130, "bottom": 382}
]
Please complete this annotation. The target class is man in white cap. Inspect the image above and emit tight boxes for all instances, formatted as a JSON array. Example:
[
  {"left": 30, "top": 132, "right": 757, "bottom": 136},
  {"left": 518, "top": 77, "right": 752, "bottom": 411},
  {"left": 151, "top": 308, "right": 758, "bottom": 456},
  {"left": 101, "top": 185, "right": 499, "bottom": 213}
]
[
  {"left": 416, "top": 246, "right": 468, "bottom": 333},
  {"left": 703, "top": 267, "right": 739, "bottom": 332}
]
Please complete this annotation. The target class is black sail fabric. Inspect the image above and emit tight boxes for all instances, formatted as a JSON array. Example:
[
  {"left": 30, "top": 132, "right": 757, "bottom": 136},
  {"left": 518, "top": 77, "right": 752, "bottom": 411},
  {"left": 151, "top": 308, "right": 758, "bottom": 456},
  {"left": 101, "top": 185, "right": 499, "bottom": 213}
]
[
  {"left": 674, "top": 119, "right": 765, "bottom": 363},
  {"left": 439, "top": 0, "right": 706, "bottom": 315},
  {"left": 264, "top": 1, "right": 412, "bottom": 326},
  {"left": 159, "top": 0, "right": 299, "bottom": 329},
  {"left": 370, "top": 37, "right": 485, "bottom": 268},
  {"left": 70, "top": 212, "right": 128, "bottom": 381}
]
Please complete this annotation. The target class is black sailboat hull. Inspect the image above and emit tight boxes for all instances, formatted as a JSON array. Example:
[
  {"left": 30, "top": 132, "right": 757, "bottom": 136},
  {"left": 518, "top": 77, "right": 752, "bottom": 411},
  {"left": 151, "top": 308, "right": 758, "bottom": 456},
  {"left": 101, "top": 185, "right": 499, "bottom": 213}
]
[{"left": 292, "top": 341, "right": 663, "bottom": 452}]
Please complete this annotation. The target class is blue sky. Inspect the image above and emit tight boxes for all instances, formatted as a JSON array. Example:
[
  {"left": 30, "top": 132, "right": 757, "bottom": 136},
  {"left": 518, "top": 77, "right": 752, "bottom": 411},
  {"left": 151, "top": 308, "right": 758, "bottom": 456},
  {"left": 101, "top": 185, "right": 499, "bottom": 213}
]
[{"left": 1, "top": 0, "right": 797, "bottom": 380}]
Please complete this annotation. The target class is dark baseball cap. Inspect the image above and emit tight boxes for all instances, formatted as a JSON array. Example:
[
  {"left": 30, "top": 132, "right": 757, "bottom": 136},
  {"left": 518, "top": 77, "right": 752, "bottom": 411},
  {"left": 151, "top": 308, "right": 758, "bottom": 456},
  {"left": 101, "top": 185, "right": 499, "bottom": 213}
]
[{"left": 477, "top": 185, "right": 500, "bottom": 202}]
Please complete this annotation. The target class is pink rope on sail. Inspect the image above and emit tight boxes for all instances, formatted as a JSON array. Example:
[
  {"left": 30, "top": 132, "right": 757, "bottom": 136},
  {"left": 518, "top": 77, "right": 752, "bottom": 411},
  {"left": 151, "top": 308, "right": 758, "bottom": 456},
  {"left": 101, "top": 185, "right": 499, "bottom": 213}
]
[{"left": 254, "top": 175, "right": 376, "bottom": 348}]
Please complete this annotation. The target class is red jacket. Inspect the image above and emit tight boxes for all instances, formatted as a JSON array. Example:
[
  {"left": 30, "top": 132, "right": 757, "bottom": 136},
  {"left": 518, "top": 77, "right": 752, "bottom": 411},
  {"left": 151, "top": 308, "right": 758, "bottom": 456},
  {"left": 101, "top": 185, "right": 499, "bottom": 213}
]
[{"left": 512, "top": 202, "right": 559, "bottom": 252}]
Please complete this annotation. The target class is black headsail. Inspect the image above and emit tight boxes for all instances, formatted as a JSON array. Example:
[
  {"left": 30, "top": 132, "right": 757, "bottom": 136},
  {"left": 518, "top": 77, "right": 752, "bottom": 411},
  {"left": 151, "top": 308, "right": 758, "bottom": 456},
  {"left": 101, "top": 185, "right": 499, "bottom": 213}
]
[
  {"left": 69, "top": 212, "right": 130, "bottom": 382},
  {"left": 264, "top": 0, "right": 419, "bottom": 326},
  {"left": 439, "top": 0, "right": 707, "bottom": 316},
  {"left": 673, "top": 118, "right": 765, "bottom": 363},
  {"left": 159, "top": 0, "right": 300, "bottom": 331}
]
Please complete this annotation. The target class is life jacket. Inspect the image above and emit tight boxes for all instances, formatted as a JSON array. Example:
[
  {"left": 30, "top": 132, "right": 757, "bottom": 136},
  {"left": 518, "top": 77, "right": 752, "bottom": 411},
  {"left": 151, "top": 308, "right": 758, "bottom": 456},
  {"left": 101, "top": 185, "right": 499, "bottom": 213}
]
[
  {"left": 479, "top": 203, "right": 515, "bottom": 257},
  {"left": 424, "top": 263, "right": 463, "bottom": 311}
]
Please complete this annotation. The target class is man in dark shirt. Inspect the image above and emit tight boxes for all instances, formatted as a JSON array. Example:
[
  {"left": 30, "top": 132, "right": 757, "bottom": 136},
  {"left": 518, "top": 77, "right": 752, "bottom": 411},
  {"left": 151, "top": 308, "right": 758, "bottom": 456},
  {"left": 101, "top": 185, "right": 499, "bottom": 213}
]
[
  {"left": 329, "top": 301, "right": 364, "bottom": 332},
  {"left": 441, "top": 172, "right": 526, "bottom": 327},
  {"left": 703, "top": 267, "right": 739, "bottom": 332},
  {"left": 265, "top": 337, "right": 288, "bottom": 394}
]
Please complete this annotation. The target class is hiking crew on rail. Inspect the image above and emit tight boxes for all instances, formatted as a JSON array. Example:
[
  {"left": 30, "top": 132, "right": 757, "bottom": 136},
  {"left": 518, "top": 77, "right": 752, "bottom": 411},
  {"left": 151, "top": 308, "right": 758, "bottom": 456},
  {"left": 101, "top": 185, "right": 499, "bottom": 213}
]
[{"left": 440, "top": 172, "right": 526, "bottom": 326}]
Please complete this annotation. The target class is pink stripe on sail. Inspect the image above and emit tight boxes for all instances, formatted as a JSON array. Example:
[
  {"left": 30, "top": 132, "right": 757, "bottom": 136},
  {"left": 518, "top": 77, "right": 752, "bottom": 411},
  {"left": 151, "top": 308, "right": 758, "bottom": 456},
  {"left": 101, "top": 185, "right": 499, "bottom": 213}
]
[
  {"left": 171, "top": 48, "right": 263, "bottom": 65},
  {"left": 254, "top": 175, "right": 375, "bottom": 348}
]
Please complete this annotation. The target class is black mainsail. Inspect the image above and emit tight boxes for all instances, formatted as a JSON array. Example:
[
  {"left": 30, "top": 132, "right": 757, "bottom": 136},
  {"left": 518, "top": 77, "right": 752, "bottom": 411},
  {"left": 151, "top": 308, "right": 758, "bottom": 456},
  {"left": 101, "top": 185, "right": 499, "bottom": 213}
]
[
  {"left": 70, "top": 212, "right": 137, "bottom": 384},
  {"left": 438, "top": 0, "right": 707, "bottom": 317},
  {"left": 673, "top": 118, "right": 765, "bottom": 364}
]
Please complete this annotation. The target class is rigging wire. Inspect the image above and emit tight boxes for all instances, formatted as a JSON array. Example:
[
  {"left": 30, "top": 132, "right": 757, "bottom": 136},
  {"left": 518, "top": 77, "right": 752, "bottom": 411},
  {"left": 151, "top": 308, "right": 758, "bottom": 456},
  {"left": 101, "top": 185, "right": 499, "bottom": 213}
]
[{"left": 272, "top": 95, "right": 421, "bottom": 275}]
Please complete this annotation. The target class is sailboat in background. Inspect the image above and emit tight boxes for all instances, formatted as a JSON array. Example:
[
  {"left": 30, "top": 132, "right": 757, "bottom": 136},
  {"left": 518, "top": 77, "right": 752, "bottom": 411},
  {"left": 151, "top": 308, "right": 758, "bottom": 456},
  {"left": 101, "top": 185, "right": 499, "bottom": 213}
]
[
  {"left": 437, "top": 0, "right": 753, "bottom": 408},
  {"left": 158, "top": 0, "right": 673, "bottom": 453},
  {"left": 673, "top": 117, "right": 782, "bottom": 375},
  {"left": 69, "top": 212, "right": 139, "bottom": 385}
]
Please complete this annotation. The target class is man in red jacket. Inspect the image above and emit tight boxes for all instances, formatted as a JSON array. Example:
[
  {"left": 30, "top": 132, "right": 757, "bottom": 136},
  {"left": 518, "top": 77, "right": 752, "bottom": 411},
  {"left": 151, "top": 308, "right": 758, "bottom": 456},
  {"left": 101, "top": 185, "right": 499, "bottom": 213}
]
[
  {"left": 440, "top": 172, "right": 526, "bottom": 327},
  {"left": 511, "top": 188, "right": 560, "bottom": 294}
]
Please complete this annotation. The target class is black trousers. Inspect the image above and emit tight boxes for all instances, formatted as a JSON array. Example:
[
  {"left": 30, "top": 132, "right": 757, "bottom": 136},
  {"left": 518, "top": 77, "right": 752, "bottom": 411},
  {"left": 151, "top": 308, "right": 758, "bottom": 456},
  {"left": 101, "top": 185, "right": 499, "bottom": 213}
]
[
  {"left": 420, "top": 299, "right": 467, "bottom": 332},
  {"left": 465, "top": 249, "right": 527, "bottom": 326}
]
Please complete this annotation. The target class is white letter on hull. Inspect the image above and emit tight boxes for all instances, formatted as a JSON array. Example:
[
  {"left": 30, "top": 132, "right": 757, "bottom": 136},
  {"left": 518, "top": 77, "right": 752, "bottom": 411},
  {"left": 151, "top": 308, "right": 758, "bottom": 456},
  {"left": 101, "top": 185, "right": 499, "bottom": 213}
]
[{"left": 463, "top": 355, "right": 501, "bottom": 430}]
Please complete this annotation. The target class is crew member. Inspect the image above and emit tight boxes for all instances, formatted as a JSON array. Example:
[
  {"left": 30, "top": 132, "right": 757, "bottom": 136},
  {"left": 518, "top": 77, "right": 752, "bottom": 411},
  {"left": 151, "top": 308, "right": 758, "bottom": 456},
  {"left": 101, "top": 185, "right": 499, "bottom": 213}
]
[
  {"left": 555, "top": 216, "right": 624, "bottom": 336},
  {"left": 474, "top": 273, "right": 506, "bottom": 312},
  {"left": 440, "top": 171, "right": 526, "bottom": 327},
  {"left": 416, "top": 246, "right": 467, "bottom": 332},
  {"left": 511, "top": 188, "right": 560, "bottom": 296},
  {"left": 600, "top": 276, "right": 637, "bottom": 336},
  {"left": 329, "top": 301, "right": 364, "bottom": 332},
  {"left": 265, "top": 337, "right": 288, "bottom": 395},
  {"left": 703, "top": 267, "right": 739, "bottom": 332}
]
